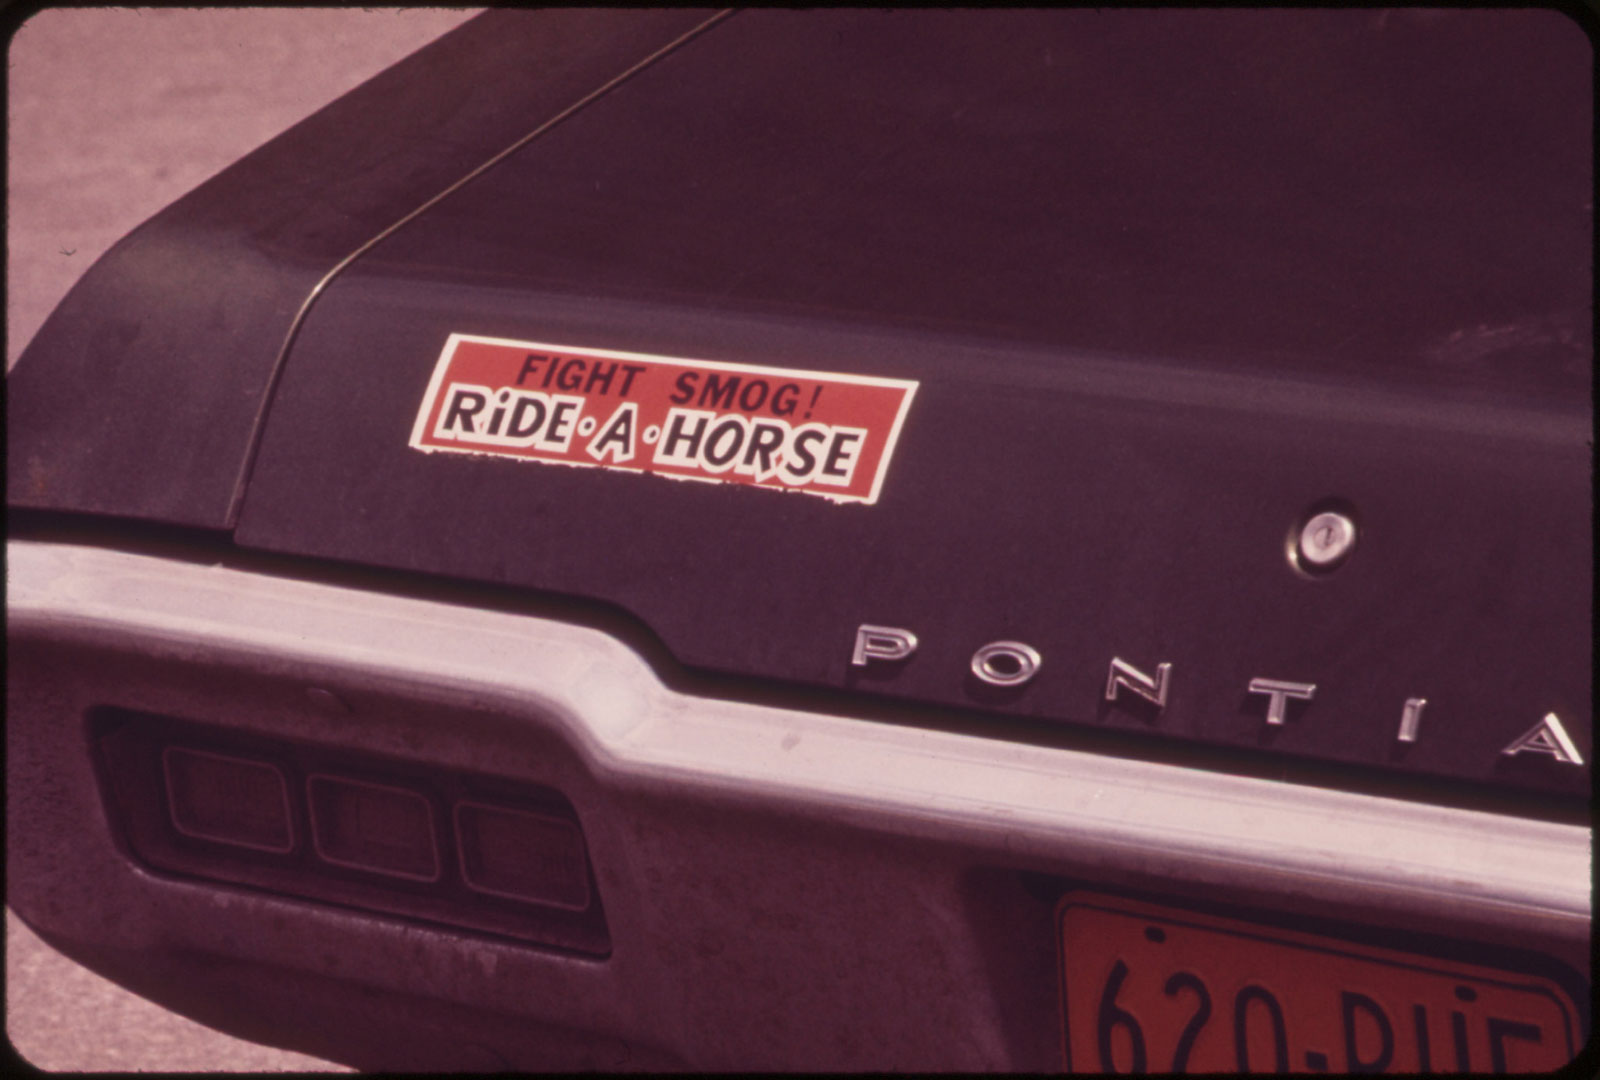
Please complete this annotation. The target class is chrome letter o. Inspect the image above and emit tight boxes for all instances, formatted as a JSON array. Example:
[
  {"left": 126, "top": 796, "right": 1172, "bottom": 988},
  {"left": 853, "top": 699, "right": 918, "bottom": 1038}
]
[{"left": 970, "top": 641, "right": 1041, "bottom": 687}]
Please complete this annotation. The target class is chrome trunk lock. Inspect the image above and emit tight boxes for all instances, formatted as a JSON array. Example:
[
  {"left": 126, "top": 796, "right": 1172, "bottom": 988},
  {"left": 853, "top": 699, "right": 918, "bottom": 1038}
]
[{"left": 1292, "top": 507, "right": 1357, "bottom": 573}]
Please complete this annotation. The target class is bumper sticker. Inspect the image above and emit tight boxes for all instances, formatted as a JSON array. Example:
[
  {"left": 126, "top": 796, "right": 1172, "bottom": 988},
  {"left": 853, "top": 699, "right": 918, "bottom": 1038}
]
[{"left": 409, "top": 334, "right": 918, "bottom": 504}]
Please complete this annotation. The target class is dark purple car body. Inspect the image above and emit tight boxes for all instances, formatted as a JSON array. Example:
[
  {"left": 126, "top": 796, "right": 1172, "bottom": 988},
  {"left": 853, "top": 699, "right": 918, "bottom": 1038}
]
[{"left": 7, "top": 10, "right": 1591, "bottom": 1070}]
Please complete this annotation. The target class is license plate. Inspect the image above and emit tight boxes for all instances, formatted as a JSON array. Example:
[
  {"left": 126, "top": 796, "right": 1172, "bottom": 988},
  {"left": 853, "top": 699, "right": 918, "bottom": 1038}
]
[{"left": 1057, "top": 892, "right": 1584, "bottom": 1073}]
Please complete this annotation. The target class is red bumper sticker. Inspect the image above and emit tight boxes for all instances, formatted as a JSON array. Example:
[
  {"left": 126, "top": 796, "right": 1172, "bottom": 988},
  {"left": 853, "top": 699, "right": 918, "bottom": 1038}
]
[{"left": 409, "top": 334, "right": 919, "bottom": 505}]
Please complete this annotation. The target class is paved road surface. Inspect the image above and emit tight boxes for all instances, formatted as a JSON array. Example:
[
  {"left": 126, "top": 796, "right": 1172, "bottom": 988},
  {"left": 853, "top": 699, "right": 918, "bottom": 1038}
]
[{"left": 6, "top": 9, "right": 480, "bottom": 1070}]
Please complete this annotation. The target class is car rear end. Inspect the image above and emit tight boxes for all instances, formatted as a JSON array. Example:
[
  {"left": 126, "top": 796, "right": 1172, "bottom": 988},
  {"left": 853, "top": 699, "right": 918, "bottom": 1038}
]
[{"left": 7, "top": 9, "right": 1591, "bottom": 1071}]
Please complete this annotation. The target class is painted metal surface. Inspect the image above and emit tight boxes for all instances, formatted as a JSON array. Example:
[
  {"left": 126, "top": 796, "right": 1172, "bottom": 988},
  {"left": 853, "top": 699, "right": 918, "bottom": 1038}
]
[
  {"left": 8, "top": 8, "right": 1590, "bottom": 797},
  {"left": 234, "top": 9, "right": 1591, "bottom": 798},
  {"left": 5, "top": 8, "right": 1592, "bottom": 1070},
  {"left": 5, "top": 8, "right": 724, "bottom": 527}
]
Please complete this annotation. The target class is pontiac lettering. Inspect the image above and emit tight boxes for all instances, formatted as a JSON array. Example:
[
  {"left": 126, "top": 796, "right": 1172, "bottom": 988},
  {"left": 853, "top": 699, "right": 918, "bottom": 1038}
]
[{"left": 850, "top": 623, "right": 1586, "bottom": 767}]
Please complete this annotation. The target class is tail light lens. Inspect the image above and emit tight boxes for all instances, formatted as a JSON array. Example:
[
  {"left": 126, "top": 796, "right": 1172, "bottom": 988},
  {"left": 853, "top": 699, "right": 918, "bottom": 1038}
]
[
  {"left": 309, "top": 775, "right": 441, "bottom": 882},
  {"left": 163, "top": 747, "right": 295, "bottom": 854},
  {"left": 92, "top": 708, "right": 609, "bottom": 955}
]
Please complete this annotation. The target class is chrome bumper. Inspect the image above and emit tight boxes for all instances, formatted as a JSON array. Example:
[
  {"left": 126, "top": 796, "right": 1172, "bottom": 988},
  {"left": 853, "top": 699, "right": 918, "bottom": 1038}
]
[{"left": 7, "top": 539, "right": 1589, "bottom": 1069}]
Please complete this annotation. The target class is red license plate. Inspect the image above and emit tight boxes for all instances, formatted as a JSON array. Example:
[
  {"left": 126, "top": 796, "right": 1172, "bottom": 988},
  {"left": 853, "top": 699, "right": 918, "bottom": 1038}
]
[{"left": 1058, "top": 892, "right": 1584, "bottom": 1073}]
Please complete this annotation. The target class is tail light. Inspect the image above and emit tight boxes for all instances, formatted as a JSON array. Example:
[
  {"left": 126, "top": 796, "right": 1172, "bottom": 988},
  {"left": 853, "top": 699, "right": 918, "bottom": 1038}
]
[{"left": 92, "top": 708, "right": 608, "bottom": 956}]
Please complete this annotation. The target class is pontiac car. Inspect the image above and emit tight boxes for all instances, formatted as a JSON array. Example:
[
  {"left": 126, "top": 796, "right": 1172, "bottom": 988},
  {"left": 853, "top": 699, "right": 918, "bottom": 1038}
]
[{"left": 7, "top": 8, "right": 1591, "bottom": 1072}]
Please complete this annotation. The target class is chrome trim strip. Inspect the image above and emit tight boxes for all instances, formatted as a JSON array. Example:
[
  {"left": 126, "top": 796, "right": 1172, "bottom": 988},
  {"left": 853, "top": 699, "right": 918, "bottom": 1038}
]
[{"left": 8, "top": 540, "right": 1589, "bottom": 938}]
